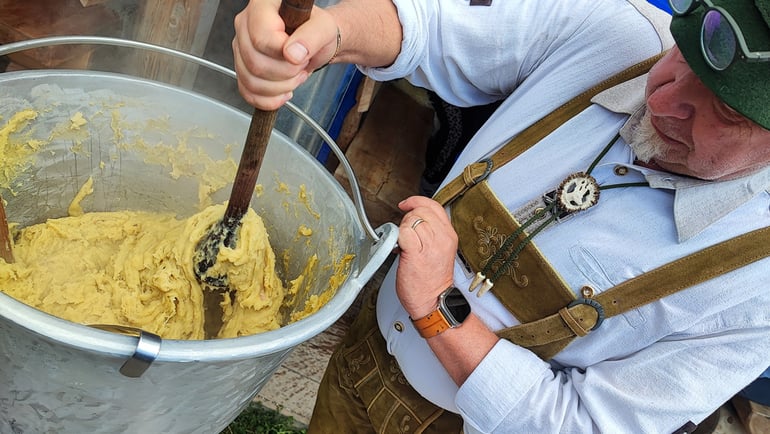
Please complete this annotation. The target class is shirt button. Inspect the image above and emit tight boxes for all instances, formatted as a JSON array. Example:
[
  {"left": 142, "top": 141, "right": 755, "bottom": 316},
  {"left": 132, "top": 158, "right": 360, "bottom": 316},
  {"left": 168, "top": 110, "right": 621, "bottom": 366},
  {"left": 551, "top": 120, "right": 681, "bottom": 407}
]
[
  {"left": 394, "top": 321, "right": 404, "bottom": 332},
  {"left": 613, "top": 165, "right": 629, "bottom": 176}
]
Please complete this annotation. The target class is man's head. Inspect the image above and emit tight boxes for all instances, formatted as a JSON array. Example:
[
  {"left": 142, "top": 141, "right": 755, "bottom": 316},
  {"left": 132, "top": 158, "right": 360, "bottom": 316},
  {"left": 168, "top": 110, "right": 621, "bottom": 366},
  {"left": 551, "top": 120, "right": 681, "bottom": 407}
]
[
  {"left": 671, "top": 0, "right": 770, "bottom": 129},
  {"left": 642, "top": 0, "right": 770, "bottom": 180}
]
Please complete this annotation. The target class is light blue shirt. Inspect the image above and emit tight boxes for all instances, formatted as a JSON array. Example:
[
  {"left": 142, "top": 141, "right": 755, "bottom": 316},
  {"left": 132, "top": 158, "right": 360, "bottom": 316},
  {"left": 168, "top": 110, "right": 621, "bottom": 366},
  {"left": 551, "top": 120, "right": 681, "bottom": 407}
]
[{"left": 366, "top": 1, "right": 770, "bottom": 433}]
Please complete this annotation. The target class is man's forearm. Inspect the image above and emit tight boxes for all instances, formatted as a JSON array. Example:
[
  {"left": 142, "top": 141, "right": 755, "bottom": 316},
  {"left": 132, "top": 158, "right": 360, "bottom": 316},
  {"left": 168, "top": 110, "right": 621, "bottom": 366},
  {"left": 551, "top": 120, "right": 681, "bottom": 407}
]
[{"left": 327, "top": 0, "right": 402, "bottom": 68}]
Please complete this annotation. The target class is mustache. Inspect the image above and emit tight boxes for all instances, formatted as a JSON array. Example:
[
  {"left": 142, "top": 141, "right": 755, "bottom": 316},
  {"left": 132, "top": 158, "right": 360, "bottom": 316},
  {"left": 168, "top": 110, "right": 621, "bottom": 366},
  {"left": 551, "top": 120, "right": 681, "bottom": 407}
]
[{"left": 628, "top": 110, "right": 669, "bottom": 163}]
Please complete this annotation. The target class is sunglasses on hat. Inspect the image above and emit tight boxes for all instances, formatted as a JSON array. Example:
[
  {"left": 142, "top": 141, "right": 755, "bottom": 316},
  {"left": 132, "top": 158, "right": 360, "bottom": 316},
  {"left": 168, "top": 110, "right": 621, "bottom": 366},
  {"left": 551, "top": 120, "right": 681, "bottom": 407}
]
[{"left": 669, "top": 0, "right": 770, "bottom": 70}]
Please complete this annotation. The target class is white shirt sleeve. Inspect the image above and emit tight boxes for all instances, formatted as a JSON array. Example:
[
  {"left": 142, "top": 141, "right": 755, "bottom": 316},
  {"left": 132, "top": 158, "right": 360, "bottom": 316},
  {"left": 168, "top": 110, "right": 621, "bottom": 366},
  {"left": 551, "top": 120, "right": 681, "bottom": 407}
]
[
  {"left": 360, "top": 0, "right": 671, "bottom": 107},
  {"left": 455, "top": 308, "right": 770, "bottom": 433}
]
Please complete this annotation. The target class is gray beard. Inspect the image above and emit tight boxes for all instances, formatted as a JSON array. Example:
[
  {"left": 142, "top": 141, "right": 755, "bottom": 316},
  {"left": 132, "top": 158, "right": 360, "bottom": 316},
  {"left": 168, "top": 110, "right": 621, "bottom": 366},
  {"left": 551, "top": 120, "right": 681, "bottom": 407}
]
[{"left": 627, "top": 109, "right": 669, "bottom": 163}]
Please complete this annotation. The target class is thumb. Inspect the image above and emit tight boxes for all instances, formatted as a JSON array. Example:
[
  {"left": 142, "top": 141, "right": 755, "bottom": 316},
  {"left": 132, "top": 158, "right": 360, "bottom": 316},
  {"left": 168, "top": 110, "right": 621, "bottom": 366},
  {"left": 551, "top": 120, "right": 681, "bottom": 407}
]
[
  {"left": 284, "top": 40, "right": 310, "bottom": 64},
  {"left": 283, "top": 8, "right": 339, "bottom": 68}
]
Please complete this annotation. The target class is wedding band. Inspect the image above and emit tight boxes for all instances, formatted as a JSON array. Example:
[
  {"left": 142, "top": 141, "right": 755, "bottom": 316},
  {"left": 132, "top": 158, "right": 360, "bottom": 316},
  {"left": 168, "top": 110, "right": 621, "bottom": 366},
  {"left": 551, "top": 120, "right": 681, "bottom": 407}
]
[{"left": 411, "top": 218, "right": 425, "bottom": 230}]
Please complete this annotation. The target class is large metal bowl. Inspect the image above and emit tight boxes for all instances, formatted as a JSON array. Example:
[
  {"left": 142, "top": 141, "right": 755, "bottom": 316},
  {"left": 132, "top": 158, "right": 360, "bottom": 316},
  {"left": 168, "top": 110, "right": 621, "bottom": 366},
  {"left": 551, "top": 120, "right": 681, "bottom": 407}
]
[{"left": 0, "top": 37, "right": 397, "bottom": 433}]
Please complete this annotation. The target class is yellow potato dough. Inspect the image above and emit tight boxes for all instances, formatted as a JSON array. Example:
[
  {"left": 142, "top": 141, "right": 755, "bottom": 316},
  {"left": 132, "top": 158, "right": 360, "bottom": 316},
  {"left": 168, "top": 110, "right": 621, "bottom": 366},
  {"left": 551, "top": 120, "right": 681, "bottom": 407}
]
[{"left": 0, "top": 203, "right": 286, "bottom": 340}]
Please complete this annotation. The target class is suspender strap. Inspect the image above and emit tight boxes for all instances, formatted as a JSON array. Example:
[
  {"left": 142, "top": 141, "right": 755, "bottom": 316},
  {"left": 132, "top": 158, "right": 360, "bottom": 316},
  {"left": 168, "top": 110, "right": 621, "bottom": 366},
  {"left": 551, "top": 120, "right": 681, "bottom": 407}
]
[
  {"left": 497, "top": 225, "right": 770, "bottom": 359},
  {"left": 433, "top": 52, "right": 666, "bottom": 207}
]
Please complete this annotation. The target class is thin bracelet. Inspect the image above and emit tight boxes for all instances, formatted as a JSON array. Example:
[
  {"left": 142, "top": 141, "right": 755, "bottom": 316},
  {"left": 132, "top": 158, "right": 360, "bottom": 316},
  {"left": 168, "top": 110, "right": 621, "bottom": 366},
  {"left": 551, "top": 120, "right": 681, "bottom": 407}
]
[{"left": 318, "top": 26, "right": 341, "bottom": 70}]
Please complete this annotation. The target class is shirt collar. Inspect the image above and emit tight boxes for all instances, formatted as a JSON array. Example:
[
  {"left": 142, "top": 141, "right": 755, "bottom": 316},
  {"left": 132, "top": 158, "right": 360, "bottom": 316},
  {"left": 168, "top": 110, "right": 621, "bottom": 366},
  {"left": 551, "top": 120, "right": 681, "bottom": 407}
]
[
  {"left": 593, "top": 74, "right": 770, "bottom": 242},
  {"left": 643, "top": 164, "right": 770, "bottom": 242}
]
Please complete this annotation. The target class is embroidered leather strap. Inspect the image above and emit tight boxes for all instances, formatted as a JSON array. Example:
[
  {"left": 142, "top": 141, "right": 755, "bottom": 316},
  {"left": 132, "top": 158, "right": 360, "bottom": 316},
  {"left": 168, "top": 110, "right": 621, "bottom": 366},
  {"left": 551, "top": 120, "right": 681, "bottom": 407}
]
[
  {"left": 433, "top": 52, "right": 666, "bottom": 207},
  {"left": 450, "top": 180, "right": 577, "bottom": 322},
  {"left": 498, "top": 225, "right": 770, "bottom": 360}
]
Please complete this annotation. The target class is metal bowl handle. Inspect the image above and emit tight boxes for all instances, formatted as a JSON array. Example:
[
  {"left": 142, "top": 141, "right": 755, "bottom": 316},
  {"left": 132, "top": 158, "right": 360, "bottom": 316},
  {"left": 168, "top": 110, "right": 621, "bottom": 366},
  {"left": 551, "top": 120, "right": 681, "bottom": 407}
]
[{"left": 88, "top": 324, "right": 162, "bottom": 378}]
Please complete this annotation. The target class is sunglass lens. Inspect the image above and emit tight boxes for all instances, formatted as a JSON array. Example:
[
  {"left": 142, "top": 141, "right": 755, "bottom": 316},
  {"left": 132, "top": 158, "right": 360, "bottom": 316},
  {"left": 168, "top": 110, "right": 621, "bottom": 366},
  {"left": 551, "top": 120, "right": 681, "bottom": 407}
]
[
  {"left": 701, "top": 9, "right": 737, "bottom": 70},
  {"left": 669, "top": 0, "right": 694, "bottom": 15}
]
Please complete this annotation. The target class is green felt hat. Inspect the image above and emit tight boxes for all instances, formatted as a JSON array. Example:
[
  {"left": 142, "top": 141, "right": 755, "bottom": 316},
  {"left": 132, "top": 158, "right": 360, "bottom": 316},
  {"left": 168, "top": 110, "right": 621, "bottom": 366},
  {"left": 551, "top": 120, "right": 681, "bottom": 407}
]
[{"left": 670, "top": 0, "right": 770, "bottom": 129}]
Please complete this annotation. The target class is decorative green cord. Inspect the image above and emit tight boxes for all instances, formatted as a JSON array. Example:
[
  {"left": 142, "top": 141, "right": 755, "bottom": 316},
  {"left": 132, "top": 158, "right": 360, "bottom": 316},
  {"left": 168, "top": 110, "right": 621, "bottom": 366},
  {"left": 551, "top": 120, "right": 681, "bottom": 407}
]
[
  {"left": 474, "top": 131, "right": 650, "bottom": 292},
  {"left": 479, "top": 201, "right": 557, "bottom": 279}
]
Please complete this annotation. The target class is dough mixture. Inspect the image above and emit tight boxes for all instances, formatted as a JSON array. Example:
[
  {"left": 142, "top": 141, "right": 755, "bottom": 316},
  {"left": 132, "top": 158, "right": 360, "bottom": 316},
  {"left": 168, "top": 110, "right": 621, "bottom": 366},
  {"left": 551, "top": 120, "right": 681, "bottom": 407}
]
[
  {"left": 0, "top": 190, "right": 286, "bottom": 340},
  {"left": 0, "top": 95, "right": 350, "bottom": 341}
]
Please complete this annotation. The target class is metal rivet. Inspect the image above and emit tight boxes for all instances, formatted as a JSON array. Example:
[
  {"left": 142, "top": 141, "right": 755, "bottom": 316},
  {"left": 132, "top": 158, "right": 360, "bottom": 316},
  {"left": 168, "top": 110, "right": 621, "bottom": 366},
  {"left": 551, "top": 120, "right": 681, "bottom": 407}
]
[
  {"left": 613, "top": 165, "right": 629, "bottom": 176},
  {"left": 581, "top": 286, "right": 594, "bottom": 298},
  {"left": 394, "top": 321, "right": 404, "bottom": 332},
  {"left": 534, "top": 207, "right": 545, "bottom": 215}
]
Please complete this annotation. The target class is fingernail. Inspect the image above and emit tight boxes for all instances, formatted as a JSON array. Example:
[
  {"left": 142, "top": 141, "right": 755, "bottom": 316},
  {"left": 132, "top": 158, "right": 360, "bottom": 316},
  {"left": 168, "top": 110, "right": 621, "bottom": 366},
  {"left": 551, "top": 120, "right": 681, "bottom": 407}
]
[{"left": 286, "top": 43, "right": 308, "bottom": 63}]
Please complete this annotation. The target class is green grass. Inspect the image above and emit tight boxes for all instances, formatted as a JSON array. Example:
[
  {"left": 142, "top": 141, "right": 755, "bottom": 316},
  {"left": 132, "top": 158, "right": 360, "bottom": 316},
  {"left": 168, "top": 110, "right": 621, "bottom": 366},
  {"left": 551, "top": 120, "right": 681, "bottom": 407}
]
[{"left": 222, "top": 402, "right": 307, "bottom": 434}]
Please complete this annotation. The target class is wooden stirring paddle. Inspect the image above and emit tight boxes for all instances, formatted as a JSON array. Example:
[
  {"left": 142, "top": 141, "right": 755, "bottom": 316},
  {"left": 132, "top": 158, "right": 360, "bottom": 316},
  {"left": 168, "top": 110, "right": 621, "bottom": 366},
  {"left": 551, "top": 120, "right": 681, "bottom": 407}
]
[
  {"left": 0, "top": 195, "right": 14, "bottom": 263},
  {"left": 193, "top": 0, "right": 315, "bottom": 291}
]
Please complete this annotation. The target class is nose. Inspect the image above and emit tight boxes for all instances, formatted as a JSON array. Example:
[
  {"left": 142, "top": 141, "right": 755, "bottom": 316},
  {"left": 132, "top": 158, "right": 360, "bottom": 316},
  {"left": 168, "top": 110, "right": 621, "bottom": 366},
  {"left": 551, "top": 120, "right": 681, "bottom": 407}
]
[{"left": 646, "top": 70, "right": 702, "bottom": 120}]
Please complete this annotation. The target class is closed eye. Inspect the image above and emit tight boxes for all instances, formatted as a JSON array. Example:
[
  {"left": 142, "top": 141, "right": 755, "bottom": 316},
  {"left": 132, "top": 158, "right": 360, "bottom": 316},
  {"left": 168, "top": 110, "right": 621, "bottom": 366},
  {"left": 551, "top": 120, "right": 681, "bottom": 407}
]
[{"left": 712, "top": 98, "right": 746, "bottom": 125}]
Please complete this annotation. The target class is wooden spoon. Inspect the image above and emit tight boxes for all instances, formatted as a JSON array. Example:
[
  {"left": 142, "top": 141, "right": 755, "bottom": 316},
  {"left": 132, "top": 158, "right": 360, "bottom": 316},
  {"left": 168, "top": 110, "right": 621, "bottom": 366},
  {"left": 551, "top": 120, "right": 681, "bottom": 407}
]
[
  {"left": 0, "top": 195, "right": 13, "bottom": 263},
  {"left": 193, "top": 0, "right": 315, "bottom": 291}
]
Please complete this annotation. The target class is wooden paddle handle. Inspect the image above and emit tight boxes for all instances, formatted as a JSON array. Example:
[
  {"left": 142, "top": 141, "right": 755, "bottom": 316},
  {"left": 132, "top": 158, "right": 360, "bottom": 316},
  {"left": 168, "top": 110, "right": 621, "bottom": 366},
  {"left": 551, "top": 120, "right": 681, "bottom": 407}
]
[
  {"left": 279, "top": 0, "right": 315, "bottom": 34},
  {"left": 0, "top": 196, "right": 14, "bottom": 263},
  {"left": 224, "top": 0, "right": 315, "bottom": 221}
]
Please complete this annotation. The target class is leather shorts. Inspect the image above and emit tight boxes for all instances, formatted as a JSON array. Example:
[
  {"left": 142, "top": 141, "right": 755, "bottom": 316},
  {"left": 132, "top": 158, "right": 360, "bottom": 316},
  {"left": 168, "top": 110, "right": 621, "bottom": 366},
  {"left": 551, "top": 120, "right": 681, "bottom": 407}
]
[{"left": 308, "top": 289, "right": 463, "bottom": 434}]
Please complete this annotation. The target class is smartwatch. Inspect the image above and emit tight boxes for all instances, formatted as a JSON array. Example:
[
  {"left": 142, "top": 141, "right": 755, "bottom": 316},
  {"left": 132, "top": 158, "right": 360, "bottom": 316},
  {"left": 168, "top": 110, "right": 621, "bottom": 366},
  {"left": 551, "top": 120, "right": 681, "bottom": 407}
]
[{"left": 411, "top": 286, "right": 471, "bottom": 339}]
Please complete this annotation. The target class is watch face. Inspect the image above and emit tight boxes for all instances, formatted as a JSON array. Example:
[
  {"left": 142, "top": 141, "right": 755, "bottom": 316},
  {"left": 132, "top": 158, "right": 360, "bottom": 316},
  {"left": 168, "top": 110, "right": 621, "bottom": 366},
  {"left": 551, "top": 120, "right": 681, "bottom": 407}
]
[{"left": 442, "top": 287, "right": 471, "bottom": 325}]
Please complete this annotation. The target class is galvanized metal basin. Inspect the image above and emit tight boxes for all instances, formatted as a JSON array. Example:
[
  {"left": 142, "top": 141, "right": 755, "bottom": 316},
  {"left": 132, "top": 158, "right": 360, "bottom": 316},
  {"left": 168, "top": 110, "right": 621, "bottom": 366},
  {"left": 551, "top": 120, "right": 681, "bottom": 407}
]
[{"left": 0, "top": 37, "right": 397, "bottom": 433}]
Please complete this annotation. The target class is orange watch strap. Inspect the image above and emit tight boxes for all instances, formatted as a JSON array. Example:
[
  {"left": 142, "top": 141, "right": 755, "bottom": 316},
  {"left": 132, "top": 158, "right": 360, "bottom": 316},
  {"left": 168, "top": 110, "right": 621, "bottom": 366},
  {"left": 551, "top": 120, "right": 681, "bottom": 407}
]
[{"left": 411, "top": 309, "right": 451, "bottom": 339}]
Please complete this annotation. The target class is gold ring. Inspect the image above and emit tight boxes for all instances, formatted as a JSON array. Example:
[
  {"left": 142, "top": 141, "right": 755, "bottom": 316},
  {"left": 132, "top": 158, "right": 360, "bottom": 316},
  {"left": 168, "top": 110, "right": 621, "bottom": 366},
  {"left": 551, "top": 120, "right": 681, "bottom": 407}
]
[{"left": 411, "top": 218, "right": 425, "bottom": 230}]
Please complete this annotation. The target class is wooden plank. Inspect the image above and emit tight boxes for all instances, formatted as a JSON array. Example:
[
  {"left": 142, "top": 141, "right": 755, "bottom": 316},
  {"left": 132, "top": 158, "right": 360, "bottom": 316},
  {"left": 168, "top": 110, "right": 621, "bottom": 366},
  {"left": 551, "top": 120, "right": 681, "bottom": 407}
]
[
  {"left": 733, "top": 395, "right": 770, "bottom": 434},
  {"left": 80, "top": 0, "right": 109, "bottom": 6},
  {"left": 0, "top": 196, "right": 14, "bottom": 264},
  {"left": 128, "top": 0, "right": 219, "bottom": 86},
  {"left": 0, "top": 0, "right": 120, "bottom": 68},
  {"left": 333, "top": 83, "right": 432, "bottom": 228}
]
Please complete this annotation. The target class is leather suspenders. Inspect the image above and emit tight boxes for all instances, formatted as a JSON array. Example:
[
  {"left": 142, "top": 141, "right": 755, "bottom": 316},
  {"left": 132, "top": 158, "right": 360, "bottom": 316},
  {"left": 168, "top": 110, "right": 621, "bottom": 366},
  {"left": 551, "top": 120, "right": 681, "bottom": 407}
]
[
  {"left": 498, "top": 226, "right": 770, "bottom": 359},
  {"left": 433, "top": 54, "right": 665, "bottom": 207}
]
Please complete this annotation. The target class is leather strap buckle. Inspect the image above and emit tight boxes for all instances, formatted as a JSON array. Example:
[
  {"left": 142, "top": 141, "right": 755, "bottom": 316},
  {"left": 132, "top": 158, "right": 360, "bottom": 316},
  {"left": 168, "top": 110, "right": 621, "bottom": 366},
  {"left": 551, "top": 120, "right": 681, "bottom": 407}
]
[
  {"left": 473, "top": 158, "right": 493, "bottom": 185},
  {"left": 566, "top": 297, "right": 605, "bottom": 331}
]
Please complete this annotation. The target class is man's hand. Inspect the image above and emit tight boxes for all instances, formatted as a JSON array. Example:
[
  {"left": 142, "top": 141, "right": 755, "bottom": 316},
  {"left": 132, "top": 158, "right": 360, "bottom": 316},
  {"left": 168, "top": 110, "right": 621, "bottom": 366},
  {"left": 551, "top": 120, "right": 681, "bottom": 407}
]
[
  {"left": 232, "top": 0, "right": 339, "bottom": 110},
  {"left": 396, "top": 196, "right": 458, "bottom": 319}
]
